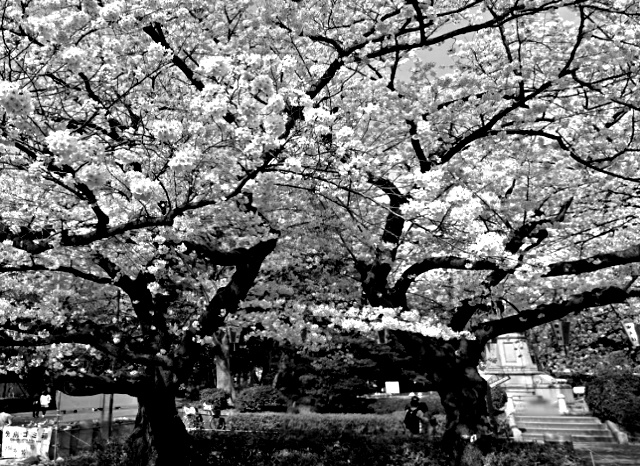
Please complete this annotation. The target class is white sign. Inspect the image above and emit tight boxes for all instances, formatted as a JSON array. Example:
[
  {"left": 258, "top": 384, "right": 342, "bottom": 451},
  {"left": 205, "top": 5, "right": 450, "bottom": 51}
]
[
  {"left": 489, "top": 376, "right": 511, "bottom": 388},
  {"left": 1, "top": 426, "right": 52, "bottom": 459},
  {"left": 552, "top": 321, "right": 570, "bottom": 346},
  {"left": 384, "top": 381, "right": 400, "bottom": 394},
  {"left": 623, "top": 322, "right": 640, "bottom": 347}
]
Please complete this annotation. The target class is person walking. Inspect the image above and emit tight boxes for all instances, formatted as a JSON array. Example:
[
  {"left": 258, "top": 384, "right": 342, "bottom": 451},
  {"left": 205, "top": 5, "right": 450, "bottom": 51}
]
[{"left": 39, "top": 390, "right": 52, "bottom": 418}]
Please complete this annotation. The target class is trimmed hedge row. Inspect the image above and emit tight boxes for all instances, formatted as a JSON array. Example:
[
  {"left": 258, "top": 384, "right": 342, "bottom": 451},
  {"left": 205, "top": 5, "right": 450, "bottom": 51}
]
[
  {"left": 226, "top": 412, "right": 413, "bottom": 436},
  {"left": 366, "top": 392, "right": 444, "bottom": 414},
  {"left": 586, "top": 368, "right": 640, "bottom": 433}
]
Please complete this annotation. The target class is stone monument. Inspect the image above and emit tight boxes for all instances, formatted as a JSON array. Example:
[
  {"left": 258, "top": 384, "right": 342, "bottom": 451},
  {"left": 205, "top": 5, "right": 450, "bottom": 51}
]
[{"left": 479, "top": 333, "right": 574, "bottom": 411}]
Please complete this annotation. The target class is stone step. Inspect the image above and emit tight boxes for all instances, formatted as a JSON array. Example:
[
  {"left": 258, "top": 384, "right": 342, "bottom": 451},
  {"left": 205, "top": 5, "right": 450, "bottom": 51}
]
[
  {"left": 514, "top": 415, "right": 617, "bottom": 444},
  {"left": 522, "top": 432, "right": 616, "bottom": 443},
  {"left": 520, "top": 427, "right": 610, "bottom": 436},
  {"left": 515, "top": 417, "right": 606, "bottom": 429},
  {"left": 515, "top": 415, "right": 603, "bottom": 424}
]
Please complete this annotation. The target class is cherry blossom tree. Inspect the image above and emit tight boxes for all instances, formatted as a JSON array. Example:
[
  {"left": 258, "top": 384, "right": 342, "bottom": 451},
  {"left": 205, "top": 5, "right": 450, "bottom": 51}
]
[{"left": 1, "top": 0, "right": 640, "bottom": 465}]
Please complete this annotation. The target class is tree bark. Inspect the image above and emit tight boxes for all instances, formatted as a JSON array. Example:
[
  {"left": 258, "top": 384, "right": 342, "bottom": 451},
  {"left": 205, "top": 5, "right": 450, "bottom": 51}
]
[
  {"left": 126, "top": 368, "right": 191, "bottom": 466},
  {"left": 215, "top": 353, "right": 235, "bottom": 400},
  {"left": 392, "top": 332, "right": 492, "bottom": 465}
]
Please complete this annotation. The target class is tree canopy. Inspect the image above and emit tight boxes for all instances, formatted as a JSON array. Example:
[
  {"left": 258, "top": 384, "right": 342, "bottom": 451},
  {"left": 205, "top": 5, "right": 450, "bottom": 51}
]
[{"left": 1, "top": 0, "right": 640, "bottom": 464}]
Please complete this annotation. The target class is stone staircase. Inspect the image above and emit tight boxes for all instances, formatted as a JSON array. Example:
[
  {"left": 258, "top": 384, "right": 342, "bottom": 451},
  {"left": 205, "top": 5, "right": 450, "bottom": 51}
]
[
  {"left": 514, "top": 414, "right": 616, "bottom": 443},
  {"left": 510, "top": 395, "right": 640, "bottom": 465}
]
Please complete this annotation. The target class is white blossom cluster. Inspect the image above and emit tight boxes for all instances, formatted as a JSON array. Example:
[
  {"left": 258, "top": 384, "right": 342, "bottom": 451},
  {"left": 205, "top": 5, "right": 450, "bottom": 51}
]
[
  {"left": 45, "top": 130, "right": 84, "bottom": 164},
  {"left": 168, "top": 147, "right": 198, "bottom": 172},
  {"left": 151, "top": 119, "right": 183, "bottom": 143},
  {"left": 126, "top": 171, "right": 163, "bottom": 202},
  {"left": 197, "top": 56, "right": 232, "bottom": 78},
  {"left": 60, "top": 46, "right": 88, "bottom": 72},
  {"left": 0, "top": 81, "right": 33, "bottom": 116},
  {"left": 311, "top": 305, "right": 475, "bottom": 341}
]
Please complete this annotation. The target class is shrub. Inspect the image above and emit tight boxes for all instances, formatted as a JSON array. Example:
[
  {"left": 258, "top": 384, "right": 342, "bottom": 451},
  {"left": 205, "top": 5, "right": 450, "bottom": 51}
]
[
  {"left": 491, "top": 386, "right": 508, "bottom": 412},
  {"left": 199, "top": 388, "right": 230, "bottom": 410},
  {"left": 236, "top": 386, "right": 288, "bottom": 412},
  {"left": 481, "top": 441, "right": 583, "bottom": 466},
  {"left": 585, "top": 367, "right": 640, "bottom": 433}
]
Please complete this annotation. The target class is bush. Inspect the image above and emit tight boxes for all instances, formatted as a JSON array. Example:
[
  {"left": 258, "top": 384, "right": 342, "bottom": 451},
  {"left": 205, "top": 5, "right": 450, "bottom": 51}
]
[
  {"left": 481, "top": 441, "right": 583, "bottom": 466},
  {"left": 491, "top": 386, "right": 508, "bottom": 412},
  {"left": 236, "top": 386, "right": 289, "bottom": 413},
  {"left": 199, "top": 388, "right": 230, "bottom": 410},
  {"left": 586, "top": 367, "right": 640, "bottom": 433}
]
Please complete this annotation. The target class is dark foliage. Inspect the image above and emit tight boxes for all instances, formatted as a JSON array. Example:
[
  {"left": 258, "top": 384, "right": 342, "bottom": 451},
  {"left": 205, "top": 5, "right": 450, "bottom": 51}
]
[
  {"left": 491, "top": 386, "right": 508, "bottom": 413},
  {"left": 235, "top": 386, "right": 289, "bottom": 412},
  {"left": 585, "top": 367, "right": 640, "bottom": 433},
  {"left": 199, "top": 388, "right": 230, "bottom": 410}
]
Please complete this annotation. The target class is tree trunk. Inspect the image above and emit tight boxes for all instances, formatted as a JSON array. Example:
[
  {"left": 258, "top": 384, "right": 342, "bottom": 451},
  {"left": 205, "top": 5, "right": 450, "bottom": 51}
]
[
  {"left": 126, "top": 368, "right": 191, "bottom": 466},
  {"left": 215, "top": 335, "right": 236, "bottom": 400},
  {"left": 392, "top": 332, "right": 493, "bottom": 465},
  {"left": 433, "top": 343, "right": 494, "bottom": 466},
  {"left": 215, "top": 354, "right": 236, "bottom": 399}
]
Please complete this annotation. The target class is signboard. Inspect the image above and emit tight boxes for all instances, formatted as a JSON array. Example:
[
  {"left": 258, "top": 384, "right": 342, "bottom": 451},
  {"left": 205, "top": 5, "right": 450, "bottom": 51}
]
[
  {"left": 1, "top": 426, "right": 52, "bottom": 459},
  {"left": 623, "top": 322, "right": 640, "bottom": 347},
  {"left": 552, "top": 321, "right": 571, "bottom": 346},
  {"left": 489, "top": 375, "right": 511, "bottom": 388},
  {"left": 384, "top": 381, "right": 400, "bottom": 394}
]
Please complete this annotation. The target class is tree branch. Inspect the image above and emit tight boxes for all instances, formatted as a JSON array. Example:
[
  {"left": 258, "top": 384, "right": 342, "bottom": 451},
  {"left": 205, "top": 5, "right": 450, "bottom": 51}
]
[{"left": 475, "top": 286, "right": 639, "bottom": 341}]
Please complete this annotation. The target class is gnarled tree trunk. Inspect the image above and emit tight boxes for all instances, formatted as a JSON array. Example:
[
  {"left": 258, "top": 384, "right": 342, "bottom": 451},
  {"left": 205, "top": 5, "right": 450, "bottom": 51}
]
[
  {"left": 392, "top": 332, "right": 493, "bottom": 465},
  {"left": 127, "top": 368, "right": 190, "bottom": 466}
]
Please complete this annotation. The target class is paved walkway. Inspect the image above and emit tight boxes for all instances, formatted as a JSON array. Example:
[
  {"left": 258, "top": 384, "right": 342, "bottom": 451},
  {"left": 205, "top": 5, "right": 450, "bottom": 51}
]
[{"left": 8, "top": 407, "right": 137, "bottom": 426}]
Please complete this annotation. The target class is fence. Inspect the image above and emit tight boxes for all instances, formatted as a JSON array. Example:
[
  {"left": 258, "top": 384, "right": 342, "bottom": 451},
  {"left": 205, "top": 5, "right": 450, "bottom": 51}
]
[{"left": 49, "top": 421, "right": 135, "bottom": 458}]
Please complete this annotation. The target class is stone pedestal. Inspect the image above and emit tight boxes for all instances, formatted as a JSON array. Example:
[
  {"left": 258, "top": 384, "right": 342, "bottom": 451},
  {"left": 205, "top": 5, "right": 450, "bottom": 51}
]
[{"left": 480, "top": 333, "right": 574, "bottom": 408}]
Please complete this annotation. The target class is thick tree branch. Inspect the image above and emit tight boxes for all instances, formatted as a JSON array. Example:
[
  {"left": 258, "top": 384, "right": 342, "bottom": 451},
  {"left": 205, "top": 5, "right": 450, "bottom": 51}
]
[
  {"left": 54, "top": 373, "right": 141, "bottom": 397},
  {"left": 546, "top": 243, "right": 640, "bottom": 277},
  {"left": 174, "top": 236, "right": 278, "bottom": 375},
  {"left": 0, "top": 263, "right": 112, "bottom": 285},
  {"left": 475, "top": 286, "right": 640, "bottom": 342},
  {"left": 393, "top": 256, "right": 499, "bottom": 303}
]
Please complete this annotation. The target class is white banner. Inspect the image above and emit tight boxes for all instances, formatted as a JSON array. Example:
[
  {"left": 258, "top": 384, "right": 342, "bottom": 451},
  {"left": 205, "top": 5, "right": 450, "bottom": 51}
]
[
  {"left": 1, "top": 426, "right": 52, "bottom": 459},
  {"left": 623, "top": 322, "right": 640, "bottom": 347},
  {"left": 552, "top": 321, "right": 570, "bottom": 346}
]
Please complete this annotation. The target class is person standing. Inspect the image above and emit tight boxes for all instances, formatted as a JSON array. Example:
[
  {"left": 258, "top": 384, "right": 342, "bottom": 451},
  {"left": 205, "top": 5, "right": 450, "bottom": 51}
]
[
  {"left": 32, "top": 393, "right": 41, "bottom": 418},
  {"left": 39, "top": 390, "right": 52, "bottom": 418},
  {"left": 403, "top": 395, "right": 434, "bottom": 439}
]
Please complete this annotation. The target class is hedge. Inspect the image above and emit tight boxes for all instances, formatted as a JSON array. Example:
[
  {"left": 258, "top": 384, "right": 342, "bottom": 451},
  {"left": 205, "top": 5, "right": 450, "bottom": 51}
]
[
  {"left": 585, "top": 368, "right": 640, "bottom": 433},
  {"left": 226, "top": 412, "right": 414, "bottom": 436},
  {"left": 366, "top": 392, "right": 444, "bottom": 414},
  {"left": 235, "top": 386, "right": 289, "bottom": 412},
  {"left": 76, "top": 412, "right": 585, "bottom": 466}
]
